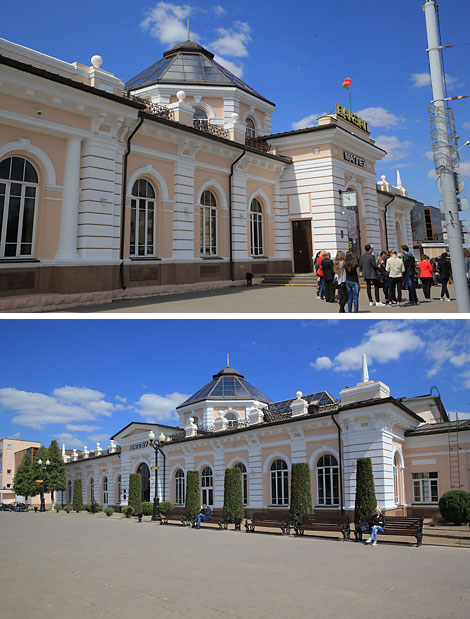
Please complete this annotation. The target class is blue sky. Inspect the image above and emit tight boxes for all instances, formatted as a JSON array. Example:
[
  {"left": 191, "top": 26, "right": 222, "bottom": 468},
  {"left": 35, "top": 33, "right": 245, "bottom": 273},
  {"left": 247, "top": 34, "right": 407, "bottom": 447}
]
[
  {"left": 0, "top": 319, "right": 468, "bottom": 449},
  {"left": 2, "top": 1, "right": 470, "bottom": 210}
]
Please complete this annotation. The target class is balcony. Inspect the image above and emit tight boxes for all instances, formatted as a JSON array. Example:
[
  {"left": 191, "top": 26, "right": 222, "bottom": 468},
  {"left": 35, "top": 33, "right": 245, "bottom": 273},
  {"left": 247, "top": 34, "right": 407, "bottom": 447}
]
[
  {"left": 245, "top": 136, "right": 272, "bottom": 153},
  {"left": 193, "top": 118, "right": 230, "bottom": 139}
]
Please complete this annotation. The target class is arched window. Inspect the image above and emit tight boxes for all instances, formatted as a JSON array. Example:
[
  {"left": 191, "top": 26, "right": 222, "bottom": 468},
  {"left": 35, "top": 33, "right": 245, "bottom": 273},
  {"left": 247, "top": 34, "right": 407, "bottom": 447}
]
[
  {"left": 245, "top": 117, "right": 256, "bottom": 139},
  {"left": 89, "top": 478, "right": 94, "bottom": 502},
  {"left": 175, "top": 469, "right": 185, "bottom": 505},
  {"left": 0, "top": 157, "right": 39, "bottom": 258},
  {"left": 103, "top": 477, "right": 108, "bottom": 505},
  {"left": 317, "top": 454, "right": 339, "bottom": 506},
  {"left": 270, "top": 459, "right": 288, "bottom": 505},
  {"left": 393, "top": 453, "right": 400, "bottom": 505},
  {"left": 193, "top": 108, "right": 208, "bottom": 130},
  {"left": 250, "top": 198, "right": 264, "bottom": 256},
  {"left": 234, "top": 463, "right": 248, "bottom": 506},
  {"left": 137, "top": 463, "right": 151, "bottom": 502},
  {"left": 68, "top": 480, "right": 73, "bottom": 504},
  {"left": 116, "top": 475, "right": 121, "bottom": 504},
  {"left": 201, "top": 466, "right": 213, "bottom": 506},
  {"left": 200, "top": 190, "right": 217, "bottom": 257},
  {"left": 130, "top": 179, "right": 156, "bottom": 257}
]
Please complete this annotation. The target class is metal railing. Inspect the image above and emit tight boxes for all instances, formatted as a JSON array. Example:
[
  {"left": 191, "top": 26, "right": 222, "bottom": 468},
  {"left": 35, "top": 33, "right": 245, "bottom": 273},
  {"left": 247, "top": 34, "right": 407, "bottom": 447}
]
[
  {"left": 245, "top": 136, "right": 271, "bottom": 153},
  {"left": 145, "top": 102, "right": 175, "bottom": 121},
  {"left": 193, "top": 118, "right": 230, "bottom": 139}
]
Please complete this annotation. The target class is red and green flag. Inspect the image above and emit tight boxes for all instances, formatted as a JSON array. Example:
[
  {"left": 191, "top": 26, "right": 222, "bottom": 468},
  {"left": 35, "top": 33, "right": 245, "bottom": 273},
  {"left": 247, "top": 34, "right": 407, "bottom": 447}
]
[{"left": 342, "top": 77, "right": 352, "bottom": 111}]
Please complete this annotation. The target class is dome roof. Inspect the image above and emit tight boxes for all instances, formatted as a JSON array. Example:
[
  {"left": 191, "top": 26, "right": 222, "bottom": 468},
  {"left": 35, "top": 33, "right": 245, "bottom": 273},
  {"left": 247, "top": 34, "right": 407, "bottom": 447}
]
[
  {"left": 124, "top": 39, "right": 272, "bottom": 104},
  {"left": 177, "top": 366, "right": 273, "bottom": 409}
]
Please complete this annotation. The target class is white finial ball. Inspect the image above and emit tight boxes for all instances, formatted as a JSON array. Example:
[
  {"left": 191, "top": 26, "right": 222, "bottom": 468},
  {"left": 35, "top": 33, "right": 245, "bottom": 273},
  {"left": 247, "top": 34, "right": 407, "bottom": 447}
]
[
  {"left": 381, "top": 175, "right": 387, "bottom": 182},
  {"left": 84, "top": 445, "right": 88, "bottom": 450},
  {"left": 91, "top": 55, "right": 103, "bottom": 69},
  {"left": 189, "top": 417, "right": 194, "bottom": 424},
  {"left": 231, "top": 112, "right": 239, "bottom": 122},
  {"left": 296, "top": 391, "right": 303, "bottom": 399},
  {"left": 176, "top": 90, "right": 186, "bottom": 102}
]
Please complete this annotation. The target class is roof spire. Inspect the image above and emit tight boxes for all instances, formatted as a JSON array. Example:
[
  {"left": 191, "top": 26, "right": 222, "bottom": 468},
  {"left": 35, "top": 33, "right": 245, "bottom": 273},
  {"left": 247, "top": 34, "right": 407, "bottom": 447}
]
[
  {"left": 396, "top": 169, "right": 403, "bottom": 188},
  {"left": 362, "top": 353, "right": 370, "bottom": 382},
  {"left": 227, "top": 353, "right": 229, "bottom": 368},
  {"left": 187, "top": 19, "right": 190, "bottom": 41}
]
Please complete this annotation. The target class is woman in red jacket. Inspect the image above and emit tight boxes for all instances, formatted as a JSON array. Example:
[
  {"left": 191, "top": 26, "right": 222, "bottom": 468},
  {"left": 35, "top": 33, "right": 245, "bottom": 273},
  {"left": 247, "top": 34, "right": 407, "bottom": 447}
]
[{"left": 418, "top": 254, "right": 434, "bottom": 301}]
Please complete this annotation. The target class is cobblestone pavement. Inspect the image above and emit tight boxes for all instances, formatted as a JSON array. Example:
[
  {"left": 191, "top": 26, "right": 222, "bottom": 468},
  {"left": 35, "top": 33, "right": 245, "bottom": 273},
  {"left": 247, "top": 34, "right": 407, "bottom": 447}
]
[
  {"left": 66, "top": 284, "right": 458, "bottom": 314},
  {"left": 1, "top": 512, "right": 468, "bottom": 619}
]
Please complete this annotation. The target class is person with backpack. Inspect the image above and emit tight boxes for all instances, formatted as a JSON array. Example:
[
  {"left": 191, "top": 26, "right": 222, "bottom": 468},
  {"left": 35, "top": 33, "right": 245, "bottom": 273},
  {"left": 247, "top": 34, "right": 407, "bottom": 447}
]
[{"left": 401, "top": 244, "right": 419, "bottom": 306}]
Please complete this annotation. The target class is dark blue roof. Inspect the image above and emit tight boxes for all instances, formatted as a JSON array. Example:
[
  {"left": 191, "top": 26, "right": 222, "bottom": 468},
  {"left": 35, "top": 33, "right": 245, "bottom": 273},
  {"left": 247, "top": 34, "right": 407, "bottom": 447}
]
[{"left": 269, "top": 392, "right": 338, "bottom": 415}]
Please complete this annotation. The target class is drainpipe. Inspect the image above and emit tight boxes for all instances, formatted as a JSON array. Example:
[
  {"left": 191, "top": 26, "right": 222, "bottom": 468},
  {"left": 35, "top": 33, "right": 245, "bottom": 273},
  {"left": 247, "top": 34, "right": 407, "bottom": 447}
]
[
  {"left": 383, "top": 194, "right": 395, "bottom": 251},
  {"left": 331, "top": 413, "right": 344, "bottom": 514},
  {"left": 120, "top": 113, "right": 144, "bottom": 289},
  {"left": 229, "top": 150, "right": 246, "bottom": 281}
]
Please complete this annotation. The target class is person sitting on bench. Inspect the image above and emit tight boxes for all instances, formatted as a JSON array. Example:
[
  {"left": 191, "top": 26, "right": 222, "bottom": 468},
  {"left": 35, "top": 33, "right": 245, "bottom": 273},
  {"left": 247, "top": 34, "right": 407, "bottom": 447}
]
[
  {"left": 365, "top": 506, "right": 386, "bottom": 546},
  {"left": 193, "top": 504, "right": 212, "bottom": 529}
]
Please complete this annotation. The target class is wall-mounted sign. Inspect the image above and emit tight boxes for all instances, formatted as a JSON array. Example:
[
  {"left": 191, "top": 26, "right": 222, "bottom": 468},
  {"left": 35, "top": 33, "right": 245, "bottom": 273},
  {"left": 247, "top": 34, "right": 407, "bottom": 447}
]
[
  {"left": 129, "top": 440, "right": 148, "bottom": 450},
  {"left": 336, "top": 104, "right": 369, "bottom": 133},
  {"left": 343, "top": 152, "right": 365, "bottom": 167}
]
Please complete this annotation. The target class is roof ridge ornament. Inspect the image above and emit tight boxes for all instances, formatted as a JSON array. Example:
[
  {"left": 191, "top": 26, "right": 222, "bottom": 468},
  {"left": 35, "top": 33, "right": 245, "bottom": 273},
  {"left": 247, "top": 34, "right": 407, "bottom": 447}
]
[
  {"left": 187, "top": 19, "right": 190, "bottom": 42},
  {"left": 362, "top": 353, "right": 370, "bottom": 383}
]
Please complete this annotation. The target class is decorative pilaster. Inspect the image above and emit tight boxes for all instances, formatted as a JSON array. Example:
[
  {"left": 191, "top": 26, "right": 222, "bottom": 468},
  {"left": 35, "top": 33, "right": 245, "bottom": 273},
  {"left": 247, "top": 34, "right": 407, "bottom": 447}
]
[
  {"left": 247, "top": 438, "right": 263, "bottom": 507},
  {"left": 55, "top": 137, "right": 82, "bottom": 260}
]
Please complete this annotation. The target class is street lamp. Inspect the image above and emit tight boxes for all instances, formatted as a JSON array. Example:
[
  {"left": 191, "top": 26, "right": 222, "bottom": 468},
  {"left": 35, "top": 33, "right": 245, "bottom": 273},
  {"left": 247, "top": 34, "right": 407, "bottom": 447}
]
[
  {"left": 148, "top": 431, "right": 166, "bottom": 522},
  {"left": 37, "top": 458, "right": 50, "bottom": 512}
]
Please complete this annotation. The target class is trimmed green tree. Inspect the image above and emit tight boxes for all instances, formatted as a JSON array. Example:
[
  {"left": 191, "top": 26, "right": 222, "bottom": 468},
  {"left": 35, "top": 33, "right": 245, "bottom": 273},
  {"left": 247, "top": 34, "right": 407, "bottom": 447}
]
[
  {"left": 289, "top": 463, "right": 313, "bottom": 523},
  {"left": 354, "top": 458, "right": 377, "bottom": 524},
  {"left": 128, "top": 473, "right": 143, "bottom": 514},
  {"left": 439, "top": 490, "right": 470, "bottom": 524},
  {"left": 13, "top": 451, "right": 37, "bottom": 504},
  {"left": 185, "top": 470, "right": 200, "bottom": 520},
  {"left": 46, "top": 440, "right": 67, "bottom": 506},
  {"left": 223, "top": 468, "right": 244, "bottom": 522},
  {"left": 73, "top": 478, "right": 83, "bottom": 512},
  {"left": 31, "top": 446, "right": 51, "bottom": 506}
]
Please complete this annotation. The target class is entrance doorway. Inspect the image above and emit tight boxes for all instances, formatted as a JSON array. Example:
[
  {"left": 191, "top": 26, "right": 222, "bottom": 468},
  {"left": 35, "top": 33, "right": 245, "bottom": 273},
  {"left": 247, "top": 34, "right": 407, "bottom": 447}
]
[
  {"left": 137, "top": 463, "right": 150, "bottom": 502},
  {"left": 292, "top": 220, "right": 313, "bottom": 272}
]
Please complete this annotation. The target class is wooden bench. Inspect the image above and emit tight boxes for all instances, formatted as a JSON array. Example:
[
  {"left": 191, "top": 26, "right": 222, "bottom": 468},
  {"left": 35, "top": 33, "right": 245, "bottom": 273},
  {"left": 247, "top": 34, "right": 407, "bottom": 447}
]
[
  {"left": 160, "top": 506, "right": 190, "bottom": 526},
  {"left": 245, "top": 510, "right": 291, "bottom": 535},
  {"left": 354, "top": 516, "right": 424, "bottom": 546},
  {"left": 161, "top": 507, "right": 243, "bottom": 530},
  {"left": 293, "top": 512, "right": 351, "bottom": 540}
]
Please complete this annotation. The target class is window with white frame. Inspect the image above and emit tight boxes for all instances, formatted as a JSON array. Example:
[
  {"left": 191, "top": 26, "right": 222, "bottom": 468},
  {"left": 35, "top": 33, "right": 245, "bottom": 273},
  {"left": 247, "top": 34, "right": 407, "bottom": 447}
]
[
  {"left": 412, "top": 472, "right": 438, "bottom": 503},
  {"left": 317, "top": 454, "right": 339, "bottom": 506},
  {"left": 200, "top": 190, "right": 217, "bottom": 256},
  {"left": 175, "top": 469, "right": 185, "bottom": 505},
  {"left": 250, "top": 198, "right": 264, "bottom": 256},
  {"left": 393, "top": 453, "right": 400, "bottom": 504},
  {"left": 201, "top": 466, "right": 213, "bottom": 506},
  {"left": 103, "top": 477, "right": 108, "bottom": 504},
  {"left": 0, "top": 157, "right": 38, "bottom": 258},
  {"left": 234, "top": 462, "right": 248, "bottom": 506},
  {"left": 193, "top": 108, "right": 208, "bottom": 130},
  {"left": 245, "top": 117, "right": 256, "bottom": 139},
  {"left": 270, "top": 459, "right": 288, "bottom": 505},
  {"left": 90, "top": 478, "right": 94, "bottom": 502},
  {"left": 130, "top": 179, "right": 156, "bottom": 257},
  {"left": 116, "top": 475, "right": 121, "bottom": 503}
]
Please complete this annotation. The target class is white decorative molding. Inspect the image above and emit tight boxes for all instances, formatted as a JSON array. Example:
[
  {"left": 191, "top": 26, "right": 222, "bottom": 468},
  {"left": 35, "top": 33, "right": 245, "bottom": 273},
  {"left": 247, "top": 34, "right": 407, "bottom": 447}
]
[
  {"left": 196, "top": 178, "right": 228, "bottom": 211},
  {"left": 127, "top": 165, "right": 170, "bottom": 202},
  {"left": 262, "top": 452, "right": 291, "bottom": 473},
  {"left": 246, "top": 187, "right": 273, "bottom": 216},
  {"left": 0, "top": 139, "right": 57, "bottom": 186}
]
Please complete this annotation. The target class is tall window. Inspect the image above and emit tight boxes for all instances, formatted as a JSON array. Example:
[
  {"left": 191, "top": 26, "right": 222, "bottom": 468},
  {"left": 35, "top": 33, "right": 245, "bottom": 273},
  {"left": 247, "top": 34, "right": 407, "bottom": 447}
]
[
  {"left": 68, "top": 480, "right": 73, "bottom": 504},
  {"left": 0, "top": 157, "right": 38, "bottom": 258},
  {"left": 103, "top": 477, "right": 108, "bottom": 504},
  {"left": 130, "top": 179, "right": 156, "bottom": 257},
  {"left": 193, "top": 108, "right": 208, "bottom": 130},
  {"left": 137, "top": 463, "right": 151, "bottom": 502},
  {"left": 412, "top": 472, "right": 438, "bottom": 504},
  {"left": 200, "top": 190, "right": 217, "bottom": 256},
  {"left": 393, "top": 454, "right": 400, "bottom": 505},
  {"left": 234, "top": 462, "right": 248, "bottom": 506},
  {"left": 317, "top": 454, "right": 339, "bottom": 506},
  {"left": 90, "top": 478, "right": 94, "bottom": 502},
  {"left": 201, "top": 466, "right": 213, "bottom": 506},
  {"left": 250, "top": 198, "right": 264, "bottom": 256},
  {"left": 245, "top": 117, "right": 256, "bottom": 139},
  {"left": 175, "top": 469, "right": 185, "bottom": 505},
  {"left": 270, "top": 459, "right": 288, "bottom": 505},
  {"left": 116, "top": 475, "right": 121, "bottom": 503}
]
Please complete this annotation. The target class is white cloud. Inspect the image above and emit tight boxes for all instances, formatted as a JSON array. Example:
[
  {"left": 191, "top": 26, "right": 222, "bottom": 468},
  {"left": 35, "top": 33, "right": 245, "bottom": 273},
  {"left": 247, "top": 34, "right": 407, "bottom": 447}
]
[
  {"left": 292, "top": 113, "right": 324, "bottom": 131},
  {"left": 65, "top": 424, "right": 100, "bottom": 432},
  {"left": 463, "top": 122, "right": 470, "bottom": 130},
  {"left": 356, "top": 107, "right": 401, "bottom": 129},
  {"left": 87, "top": 433, "right": 110, "bottom": 444},
  {"left": 375, "top": 135, "right": 413, "bottom": 162},
  {"left": 135, "top": 392, "right": 190, "bottom": 423},
  {"left": 115, "top": 395, "right": 127, "bottom": 403},
  {"left": 210, "top": 21, "right": 251, "bottom": 58},
  {"left": 0, "top": 386, "right": 115, "bottom": 430},
  {"left": 410, "top": 73, "right": 457, "bottom": 88},
  {"left": 312, "top": 356, "right": 333, "bottom": 370},
  {"left": 212, "top": 5, "right": 226, "bottom": 16},
  {"left": 141, "top": 2, "right": 198, "bottom": 46},
  {"left": 213, "top": 55, "right": 243, "bottom": 77},
  {"left": 54, "top": 432, "right": 84, "bottom": 449}
]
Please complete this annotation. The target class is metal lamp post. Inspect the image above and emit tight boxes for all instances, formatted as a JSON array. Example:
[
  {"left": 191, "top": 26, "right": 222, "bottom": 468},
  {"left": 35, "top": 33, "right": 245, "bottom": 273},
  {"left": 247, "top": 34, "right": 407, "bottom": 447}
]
[
  {"left": 148, "top": 431, "right": 167, "bottom": 522},
  {"left": 37, "top": 458, "right": 50, "bottom": 512}
]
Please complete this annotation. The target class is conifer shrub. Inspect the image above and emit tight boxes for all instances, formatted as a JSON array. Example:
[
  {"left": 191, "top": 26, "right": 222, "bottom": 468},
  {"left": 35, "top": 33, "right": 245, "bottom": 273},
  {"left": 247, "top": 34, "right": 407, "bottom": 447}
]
[
  {"left": 185, "top": 471, "right": 200, "bottom": 519},
  {"left": 290, "top": 463, "right": 313, "bottom": 523},
  {"left": 104, "top": 507, "right": 114, "bottom": 517},
  {"left": 159, "top": 501, "right": 174, "bottom": 515},
  {"left": 64, "top": 505, "right": 73, "bottom": 513},
  {"left": 439, "top": 490, "right": 470, "bottom": 524},
  {"left": 73, "top": 479, "right": 83, "bottom": 512},
  {"left": 123, "top": 505, "right": 134, "bottom": 518},
  {"left": 142, "top": 502, "right": 154, "bottom": 516},
  {"left": 128, "top": 474, "right": 143, "bottom": 514},
  {"left": 354, "top": 458, "right": 377, "bottom": 524},
  {"left": 54, "top": 504, "right": 62, "bottom": 512},
  {"left": 85, "top": 502, "right": 102, "bottom": 513},
  {"left": 223, "top": 468, "right": 244, "bottom": 522}
]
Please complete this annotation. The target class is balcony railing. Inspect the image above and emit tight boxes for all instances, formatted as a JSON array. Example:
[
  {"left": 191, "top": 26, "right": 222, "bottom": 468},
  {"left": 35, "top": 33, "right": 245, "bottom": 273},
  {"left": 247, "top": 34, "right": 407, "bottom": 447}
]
[
  {"left": 193, "top": 119, "right": 230, "bottom": 139},
  {"left": 145, "top": 102, "right": 175, "bottom": 121},
  {"left": 245, "top": 136, "right": 271, "bottom": 153}
]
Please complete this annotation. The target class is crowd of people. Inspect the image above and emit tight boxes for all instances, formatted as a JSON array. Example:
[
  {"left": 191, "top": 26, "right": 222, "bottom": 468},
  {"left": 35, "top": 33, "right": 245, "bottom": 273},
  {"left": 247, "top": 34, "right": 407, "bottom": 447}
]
[{"left": 313, "top": 245, "right": 467, "bottom": 312}]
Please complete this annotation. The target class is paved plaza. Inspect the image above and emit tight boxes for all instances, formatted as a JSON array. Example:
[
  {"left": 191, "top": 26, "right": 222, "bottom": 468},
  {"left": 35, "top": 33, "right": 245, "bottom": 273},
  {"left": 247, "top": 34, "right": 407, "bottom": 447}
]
[
  {"left": 65, "top": 284, "right": 458, "bottom": 314},
  {"left": 1, "top": 512, "right": 468, "bottom": 619}
]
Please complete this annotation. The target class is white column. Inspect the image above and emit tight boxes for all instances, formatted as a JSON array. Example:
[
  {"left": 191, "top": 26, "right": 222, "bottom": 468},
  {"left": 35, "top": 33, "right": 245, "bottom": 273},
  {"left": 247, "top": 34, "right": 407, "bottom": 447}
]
[
  {"left": 248, "top": 440, "right": 263, "bottom": 508},
  {"left": 56, "top": 137, "right": 82, "bottom": 260}
]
